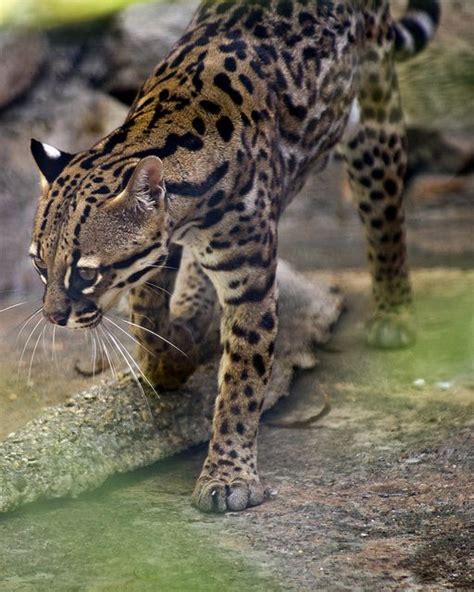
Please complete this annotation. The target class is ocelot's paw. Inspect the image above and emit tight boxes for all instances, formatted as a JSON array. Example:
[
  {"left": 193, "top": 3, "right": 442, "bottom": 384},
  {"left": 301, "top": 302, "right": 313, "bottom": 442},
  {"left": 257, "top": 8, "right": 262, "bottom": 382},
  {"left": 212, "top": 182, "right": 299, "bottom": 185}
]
[
  {"left": 366, "top": 309, "right": 416, "bottom": 349},
  {"left": 139, "top": 322, "right": 199, "bottom": 390},
  {"left": 192, "top": 469, "right": 265, "bottom": 513}
]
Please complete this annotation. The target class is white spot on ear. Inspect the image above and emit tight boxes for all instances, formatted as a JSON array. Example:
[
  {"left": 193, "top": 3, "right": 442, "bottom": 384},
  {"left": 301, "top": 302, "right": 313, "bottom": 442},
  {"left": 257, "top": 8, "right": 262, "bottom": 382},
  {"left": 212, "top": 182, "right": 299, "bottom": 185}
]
[
  {"left": 29, "top": 243, "right": 39, "bottom": 257},
  {"left": 43, "top": 143, "right": 62, "bottom": 160}
]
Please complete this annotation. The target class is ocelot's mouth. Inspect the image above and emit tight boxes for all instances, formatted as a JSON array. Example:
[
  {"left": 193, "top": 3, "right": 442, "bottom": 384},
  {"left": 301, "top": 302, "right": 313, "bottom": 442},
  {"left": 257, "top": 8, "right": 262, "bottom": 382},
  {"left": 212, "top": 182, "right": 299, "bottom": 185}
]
[{"left": 71, "top": 312, "right": 103, "bottom": 330}]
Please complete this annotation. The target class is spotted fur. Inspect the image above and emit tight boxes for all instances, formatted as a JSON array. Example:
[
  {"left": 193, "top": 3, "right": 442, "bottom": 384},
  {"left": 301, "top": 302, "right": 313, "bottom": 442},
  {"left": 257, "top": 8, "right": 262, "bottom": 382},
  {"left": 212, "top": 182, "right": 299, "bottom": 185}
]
[{"left": 30, "top": 0, "right": 440, "bottom": 512}]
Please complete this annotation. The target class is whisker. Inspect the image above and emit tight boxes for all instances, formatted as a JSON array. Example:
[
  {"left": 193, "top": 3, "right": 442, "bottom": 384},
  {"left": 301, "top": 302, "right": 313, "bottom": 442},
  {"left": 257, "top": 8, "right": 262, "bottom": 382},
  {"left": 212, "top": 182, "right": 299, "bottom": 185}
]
[
  {"left": 27, "top": 321, "right": 45, "bottom": 386},
  {"left": 98, "top": 327, "right": 117, "bottom": 380},
  {"left": 15, "top": 306, "right": 43, "bottom": 344},
  {"left": 142, "top": 284, "right": 168, "bottom": 300},
  {"left": 52, "top": 324, "right": 59, "bottom": 367},
  {"left": 17, "top": 315, "right": 44, "bottom": 382},
  {"left": 112, "top": 315, "right": 187, "bottom": 357},
  {"left": 41, "top": 322, "right": 49, "bottom": 357},
  {"left": 103, "top": 315, "right": 156, "bottom": 359},
  {"left": 105, "top": 324, "right": 160, "bottom": 400},
  {"left": 91, "top": 330, "right": 98, "bottom": 380},
  {"left": 146, "top": 264, "right": 178, "bottom": 271},
  {"left": 93, "top": 327, "right": 111, "bottom": 377},
  {"left": 100, "top": 325, "right": 122, "bottom": 373},
  {"left": 144, "top": 282, "right": 172, "bottom": 297},
  {"left": 0, "top": 301, "right": 29, "bottom": 314},
  {"left": 104, "top": 327, "right": 155, "bottom": 422}
]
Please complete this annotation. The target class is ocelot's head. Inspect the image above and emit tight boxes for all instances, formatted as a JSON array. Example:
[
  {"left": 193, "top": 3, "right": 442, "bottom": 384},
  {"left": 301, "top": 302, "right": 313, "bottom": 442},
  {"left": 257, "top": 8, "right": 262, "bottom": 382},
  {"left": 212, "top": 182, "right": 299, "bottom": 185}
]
[{"left": 30, "top": 139, "right": 172, "bottom": 329}]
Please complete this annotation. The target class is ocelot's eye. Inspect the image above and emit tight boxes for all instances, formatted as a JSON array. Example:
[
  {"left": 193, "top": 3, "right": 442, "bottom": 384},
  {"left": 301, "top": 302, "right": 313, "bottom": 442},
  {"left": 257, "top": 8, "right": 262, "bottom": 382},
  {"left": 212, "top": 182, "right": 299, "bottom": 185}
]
[
  {"left": 77, "top": 267, "right": 98, "bottom": 283},
  {"left": 33, "top": 257, "right": 48, "bottom": 276}
]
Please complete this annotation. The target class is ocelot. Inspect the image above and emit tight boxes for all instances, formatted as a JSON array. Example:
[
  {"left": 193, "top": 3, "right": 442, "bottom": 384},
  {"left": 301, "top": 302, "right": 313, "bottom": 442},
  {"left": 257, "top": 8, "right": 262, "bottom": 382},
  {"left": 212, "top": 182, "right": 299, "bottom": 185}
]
[{"left": 30, "top": 0, "right": 440, "bottom": 512}]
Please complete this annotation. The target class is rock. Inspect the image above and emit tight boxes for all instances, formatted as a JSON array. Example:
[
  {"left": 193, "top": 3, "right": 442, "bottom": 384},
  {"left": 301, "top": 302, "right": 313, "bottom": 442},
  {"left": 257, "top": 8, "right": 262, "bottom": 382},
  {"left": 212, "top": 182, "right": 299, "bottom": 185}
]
[
  {"left": 0, "top": 262, "right": 344, "bottom": 513},
  {"left": 0, "top": 32, "right": 47, "bottom": 110},
  {"left": 104, "top": 0, "right": 199, "bottom": 102},
  {"left": 0, "top": 89, "right": 128, "bottom": 296}
]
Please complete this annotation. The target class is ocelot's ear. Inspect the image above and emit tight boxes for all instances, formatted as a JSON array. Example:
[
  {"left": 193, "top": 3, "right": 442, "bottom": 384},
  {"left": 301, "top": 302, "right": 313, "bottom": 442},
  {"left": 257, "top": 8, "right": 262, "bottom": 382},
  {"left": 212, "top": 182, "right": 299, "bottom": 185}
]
[
  {"left": 117, "top": 156, "right": 166, "bottom": 212},
  {"left": 30, "top": 139, "right": 75, "bottom": 186}
]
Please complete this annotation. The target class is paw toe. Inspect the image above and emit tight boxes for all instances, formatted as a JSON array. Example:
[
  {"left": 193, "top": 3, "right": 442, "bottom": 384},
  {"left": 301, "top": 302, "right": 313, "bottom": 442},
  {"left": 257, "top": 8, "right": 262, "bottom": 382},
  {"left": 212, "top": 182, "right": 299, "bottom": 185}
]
[
  {"left": 366, "top": 315, "right": 415, "bottom": 349},
  {"left": 192, "top": 477, "right": 264, "bottom": 513}
]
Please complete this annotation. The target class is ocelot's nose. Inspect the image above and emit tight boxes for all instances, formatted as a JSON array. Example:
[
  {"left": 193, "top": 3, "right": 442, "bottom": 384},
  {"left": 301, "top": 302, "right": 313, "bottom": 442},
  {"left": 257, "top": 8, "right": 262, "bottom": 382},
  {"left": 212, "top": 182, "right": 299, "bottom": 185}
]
[{"left": 44, "top": 310, "right": 70, "bottom": 326}]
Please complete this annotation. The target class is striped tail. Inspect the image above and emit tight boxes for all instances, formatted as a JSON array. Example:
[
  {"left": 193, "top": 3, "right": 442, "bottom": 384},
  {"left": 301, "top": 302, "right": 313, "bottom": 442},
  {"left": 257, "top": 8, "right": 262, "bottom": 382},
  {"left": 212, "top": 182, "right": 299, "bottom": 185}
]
[{"left": 394, "top": 0, "right": 441, "bottom": 61}]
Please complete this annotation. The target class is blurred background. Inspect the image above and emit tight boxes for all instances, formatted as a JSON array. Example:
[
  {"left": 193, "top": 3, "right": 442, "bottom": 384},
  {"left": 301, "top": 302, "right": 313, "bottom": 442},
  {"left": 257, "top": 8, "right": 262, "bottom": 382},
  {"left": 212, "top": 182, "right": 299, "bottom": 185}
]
[{"left": 0, "top": 0, "right": 473, "bottom": 297}]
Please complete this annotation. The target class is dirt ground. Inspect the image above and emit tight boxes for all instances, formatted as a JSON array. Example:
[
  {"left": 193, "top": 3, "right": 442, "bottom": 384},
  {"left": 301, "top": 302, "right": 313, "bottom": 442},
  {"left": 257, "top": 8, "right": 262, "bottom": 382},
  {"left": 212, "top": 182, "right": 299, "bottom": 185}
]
[{"left": 0, "top": 265, "right": 472, "bottom": 591}]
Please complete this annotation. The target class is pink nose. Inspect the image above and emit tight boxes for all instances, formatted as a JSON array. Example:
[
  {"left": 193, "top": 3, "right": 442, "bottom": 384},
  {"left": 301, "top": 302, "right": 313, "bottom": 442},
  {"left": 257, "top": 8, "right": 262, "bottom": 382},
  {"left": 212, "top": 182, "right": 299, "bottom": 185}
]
[{"left": 45, "top": 311, "right": 69, "bottom": 326}]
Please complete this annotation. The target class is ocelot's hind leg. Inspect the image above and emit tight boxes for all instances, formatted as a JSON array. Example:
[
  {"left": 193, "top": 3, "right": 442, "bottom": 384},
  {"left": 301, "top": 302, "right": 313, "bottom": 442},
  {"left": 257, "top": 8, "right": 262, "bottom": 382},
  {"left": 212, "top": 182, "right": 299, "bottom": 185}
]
[
  {"left": 128, "top": 245, "right": 199, "bottom": 390},
  {"left": 171, "top": 249, "right": 217, "bottom": 349},
  {"left": 343, "top": 51, "right": 414, "bottom": 348}
]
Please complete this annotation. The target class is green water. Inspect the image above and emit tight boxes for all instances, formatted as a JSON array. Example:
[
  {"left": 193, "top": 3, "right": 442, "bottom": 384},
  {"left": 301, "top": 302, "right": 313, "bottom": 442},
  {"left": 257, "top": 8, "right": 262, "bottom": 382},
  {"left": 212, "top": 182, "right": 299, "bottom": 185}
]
[
  {"left": 382, "top": 278, "right": 474, "bottom": 384},
  {"left": 0, "top": 457, "right": 281, "bottom": 592}
]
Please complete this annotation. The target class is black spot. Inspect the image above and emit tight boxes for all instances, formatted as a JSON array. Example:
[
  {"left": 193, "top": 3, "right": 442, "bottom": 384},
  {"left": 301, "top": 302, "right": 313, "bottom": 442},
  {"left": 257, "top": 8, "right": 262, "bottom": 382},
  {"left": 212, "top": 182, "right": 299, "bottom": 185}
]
[
  {"left": 244, "top": 385, "right": 253, "bottom": 397},
  {"left": 283, "top": 93, "right": 307, "bottom": 120},
  {"left": 248, "top": 331, "right": 260, "bottom": 345},
  {"left": 254, "top": 24, "right": 269, "bottom": 39},
  {"left": 192, "top": 117, "right": 206, "bottom": 135},
  {"left": 371, "top": 168, "right": 384, "bottom": 180},
  {"left": 220, "top": 420, "right": 229, "bottom": 435},
  {"left": 239, "top": 73, "right": 254, "bottom": 94},
  {"left": 216, "top": 116, "right": 234, "bottom": 142},
  {"left": 232, "top": 323, "right": 246, "bottom": 339},
  {"left": 384, "top": 178, "right": 398, "bottom": 197},
  {"left": 167, "top": 161, "right": 229, "bottom": 197},
  {"left": 224, "top": 56, "right": 237, "bottom": 71},
  {"left": 208, "top": 190, "right": 226, "bottom": 207},
  {"left": 248, "top": 401, "right": 258, "bottom": 412},
  {"left": 199, "top": 100, "right": 221, "bottom": 114},
  {"left": 370, "top": 190, "right": 384, "bottom": 201},
  {"left": 371, "top": 218, "right": 384, "bottom": 229},
  {"left": 236, "top": 422, "right": 245, "bottom": 435},
  {"left": 384, "top": 205, "right": 398, "bottom": 222},
  {"left": 214, "top": 73, "right": 243, "bottom": 106},
  {"left": 252, "top": 353, "right": 266, "bottom": 377},
  {"left": 260, "top": 312, "right": 274, "bottom": 330},
  {"left": 363, "top": 152, "right": 374, "bottom": 167},
  {"left": 201, "top": 208, "right": 224, "bottom": 229},
  {"left": 277, "top": 0, "right": 293, "bottom": 18}
]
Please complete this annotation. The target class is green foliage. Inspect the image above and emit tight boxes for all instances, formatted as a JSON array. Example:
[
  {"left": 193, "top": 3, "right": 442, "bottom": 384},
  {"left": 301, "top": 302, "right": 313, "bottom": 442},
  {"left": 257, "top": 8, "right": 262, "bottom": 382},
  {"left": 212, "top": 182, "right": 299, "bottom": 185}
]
[{"left": 1, "top": 0, "right": 155, "bottom": 28}]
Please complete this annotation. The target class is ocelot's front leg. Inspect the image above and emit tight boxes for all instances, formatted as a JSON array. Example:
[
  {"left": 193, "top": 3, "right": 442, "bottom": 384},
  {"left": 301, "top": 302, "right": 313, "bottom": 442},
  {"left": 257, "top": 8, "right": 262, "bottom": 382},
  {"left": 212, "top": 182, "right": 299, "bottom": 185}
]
[
  {"left": 129, "top": 245, "right": 198, "bottom": 390},
  {"left": 192, "top": 265, "right": 278, "bottom": 513}
]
